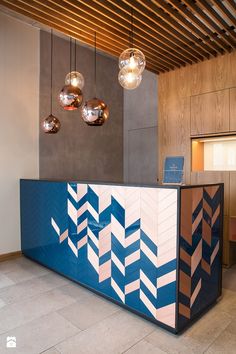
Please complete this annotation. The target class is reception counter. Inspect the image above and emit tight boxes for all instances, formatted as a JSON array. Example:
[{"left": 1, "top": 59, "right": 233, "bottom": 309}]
[{"left": 20, "top": 179, "right": 223, "bottom": 333}]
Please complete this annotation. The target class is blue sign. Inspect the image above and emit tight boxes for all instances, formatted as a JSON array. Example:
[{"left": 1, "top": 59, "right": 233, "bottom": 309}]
[{"left": 163, "top": 156, "right": 184, "bottom": 184}]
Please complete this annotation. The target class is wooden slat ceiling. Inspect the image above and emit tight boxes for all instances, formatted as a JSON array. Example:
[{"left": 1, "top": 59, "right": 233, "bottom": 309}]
[{"left": 0, "top": 0, "right": 235, "bottom": 74}]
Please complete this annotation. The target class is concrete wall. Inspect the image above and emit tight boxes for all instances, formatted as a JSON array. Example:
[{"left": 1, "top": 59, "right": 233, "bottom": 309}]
[
  {"left": 39, "top": 31, "right": 123, "bottom": 182},
  {"left": 124, "top": 70, "right": 158, "bottom": 184},
  {"left": 0, "top": 13, "right": 39, "bottom": 254}
]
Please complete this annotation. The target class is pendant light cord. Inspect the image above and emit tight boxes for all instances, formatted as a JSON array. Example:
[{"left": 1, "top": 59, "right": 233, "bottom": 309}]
[
  {"left": 75, "top": 38, "right": 77, "bottom": 72},
  {"left": 94, "top": 31, "right": 97, "bottom": 98},
  {"left": 70, "top": 37, "right": 72, "bottom": 83},
  {"left": 50, "top": 29, "right": 53, "bottom": 115},
  {"left": 130, "top": 7, "right": 134, "bottom": 48}
]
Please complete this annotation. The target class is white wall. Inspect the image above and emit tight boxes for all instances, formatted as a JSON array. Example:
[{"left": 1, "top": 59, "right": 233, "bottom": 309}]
[{"left": 0, "top": 12, "right": 39, "bottom": 254}]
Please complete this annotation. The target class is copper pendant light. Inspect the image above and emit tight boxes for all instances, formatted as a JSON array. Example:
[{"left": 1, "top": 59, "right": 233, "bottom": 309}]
[
  {"left": 59, "top": 37, "right": 83, "bottom": 110},
  {"left": 81, "top": 32, "right": 109, "bottom": 126},
  {"left": 42, "top": 29, "right": 61, "bottom": 134}
]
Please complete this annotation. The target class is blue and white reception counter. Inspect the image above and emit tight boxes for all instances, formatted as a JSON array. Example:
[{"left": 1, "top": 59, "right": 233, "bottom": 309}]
[{"left": 20, "top": 179, "right": 223, "bottom": 333}]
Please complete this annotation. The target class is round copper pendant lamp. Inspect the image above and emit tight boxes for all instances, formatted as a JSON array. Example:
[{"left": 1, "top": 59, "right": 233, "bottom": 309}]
[
  {"left": 82, "top": 98, "right": 109, "bottom": 126},
  {"left": 59, "top": 84, "right": 83, "bottom": 110},
  {"left": 81, "top": 32, "right": 109, "bottom": 126},
  {"left": 42, "top": 114, "right": 61, "bottom": 133},
  {"left": 42, "top": 29, "right": 61, "bottom": 134},
  {"left": 59, "top": 37, "right": 83, "bottom": 110}
]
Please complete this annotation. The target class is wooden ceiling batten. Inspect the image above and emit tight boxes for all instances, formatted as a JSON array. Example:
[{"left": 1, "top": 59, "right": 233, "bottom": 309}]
[
  {"left": 153, "top": 0, "right": 221, "bottom": 55},
  {"left": 197, "top": 0, "right": 236, "bottom": 41},
  {"left": 142, "top": 0, "right": 214, "bottom": 58},
  {"left": 90, "top": 0, "right": 202, "bottom": 62},
  {"left": 211, "top": 0, "right": 236, "bottom": 27},
  {"left": 181, "top": 0, "right": 235, "bottom": 48},
  {"left": 0, "top": 0, "right": 235, "bottom": 75},
  {"left": 226, "top": 0, "right": 236, "bottom": 12},
  {"left": 122, "top": 0, "right": 204, "bottom": 62},
  {"left": 168, "top": 0, "right": 230, "bottom": 52},
  {"left": 63, "top": 0, "right": 185, "bottom": 68},
  {"left": 99, "top": 0, "right": 196, "bottom": 64},
  {"left": 31, "top": 0, "right": 170, "bottom": 71}
]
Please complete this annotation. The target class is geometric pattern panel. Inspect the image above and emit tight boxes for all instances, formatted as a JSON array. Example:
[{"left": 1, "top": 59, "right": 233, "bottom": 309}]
[
  {"left": 20, "top": 180, "right": 223, "bottom": 333},
  {"left": 51, "top": 183, "right": 178, "bottom": 329},
  {"left": 179, "top": 185, "right": 223, "bottom": 330}
]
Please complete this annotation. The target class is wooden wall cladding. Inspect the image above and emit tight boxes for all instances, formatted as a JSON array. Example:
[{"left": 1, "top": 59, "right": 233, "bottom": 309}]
[
  {"left": 230, "top": 88, "right": 236, "bottom": 131},
  {"left": 230, "top": 172, "right": 236, "bottom": 216},
  {"left": 190, "top": 90, "right": 229, "bottom": 135},
  {"left": 158, "top": 95, "right": 190, "bottom": 183},
  {"left": 158, "top": 50, "right": 236, "bottom": 266}
]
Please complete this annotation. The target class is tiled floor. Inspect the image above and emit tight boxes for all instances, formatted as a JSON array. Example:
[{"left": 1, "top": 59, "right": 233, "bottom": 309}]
[{"left": 0, "top": 257, "right": 235, "bottom": 354}]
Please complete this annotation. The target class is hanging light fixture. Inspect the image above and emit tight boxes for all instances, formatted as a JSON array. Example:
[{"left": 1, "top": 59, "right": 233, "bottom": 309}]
[
  {"left": 65, "top": 39, "right": 85, "bottom": 89},
  {"left": 118, "top": 66, "right": 142, "bottom": 90},
  {"left": 81, "top": 32, "right": 109, "bottom": 126},
  {"left": 119, "top": 48, "right": 146, "bottom": 73},
  {"left": 42, "top": 29, "right": 61, "bottom": 134},
  {"left": 59, "top": 37, "right": 83, "bottom": 110},
  {"left": 118, "top": 7, "right": 146, "bottom": 90}
]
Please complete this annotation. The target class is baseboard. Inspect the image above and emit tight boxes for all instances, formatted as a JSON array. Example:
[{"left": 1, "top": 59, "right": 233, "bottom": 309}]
[{"left": 0, "top": 251, "right": 22, "bottom": 262}]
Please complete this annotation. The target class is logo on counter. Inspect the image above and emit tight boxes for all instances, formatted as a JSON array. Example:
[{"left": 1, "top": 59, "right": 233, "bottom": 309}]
[{"left": 6, "top": 336, "right": 16, "bottom": 348}]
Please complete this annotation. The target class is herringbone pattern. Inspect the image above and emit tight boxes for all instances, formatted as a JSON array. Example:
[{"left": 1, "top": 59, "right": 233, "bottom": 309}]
[
  {"left": 179, "top": 186, "right": 222, "bottom": 329},
  {"left": 51, "top": 183, "right": 178, "bottom": 329}
]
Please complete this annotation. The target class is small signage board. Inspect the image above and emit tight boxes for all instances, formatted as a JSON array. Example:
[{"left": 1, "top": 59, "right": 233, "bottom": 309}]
[{"left": 163, "top": 156, "right": 184, "bottom": 184}]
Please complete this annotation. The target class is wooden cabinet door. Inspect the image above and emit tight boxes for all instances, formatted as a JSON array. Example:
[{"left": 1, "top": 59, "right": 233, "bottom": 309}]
[
  {"left": 191, "top": 89, "right": 230, "bottom": 135},
  {"left": 230, "top": 88, "right": 236, "bottom": 132}
]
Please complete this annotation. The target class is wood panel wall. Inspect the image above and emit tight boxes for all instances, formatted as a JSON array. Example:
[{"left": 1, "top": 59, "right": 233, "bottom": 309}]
[{"left": 158, "top": 51, "right": 236, "bottom": 266}]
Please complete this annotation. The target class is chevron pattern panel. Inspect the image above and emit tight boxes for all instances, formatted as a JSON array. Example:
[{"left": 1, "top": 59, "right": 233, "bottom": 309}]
[
  {"left": 50, "top": 183, "right": 178, "bottom": 329},
  {"left": 20, "top": 180, "right": 223, "bottom": 333},
  {"left": 178, "top": 185, "right": 222, "bottom": 331}
]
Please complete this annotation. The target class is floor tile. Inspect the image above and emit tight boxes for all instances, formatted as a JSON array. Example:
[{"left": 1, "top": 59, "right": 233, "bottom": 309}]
[
  {"left": 204, "top": 330, "right": 236, "bottom": 354},
  {"left": 0, "top": 312, "right": 79, "bottom": 354},
  {"left": 41, "top": 346, "right": 61, "bottom": 354},
  {"left": 0, "top": 257, "right": 235, "bottom": 353},
  {"left": 124, "top": 339, "right": 167, "bottom": 354},
  {"left": 0, "top": 286, "right": 77, "bottom": 334},
  {"left": 6, "top": 261, "right": 48, "bottom": 284},
  {"left": 56, "top": 282, "right": 93, "bottom": 301},
  {"left": 0, "top": 272, "right": 70, "bottom": 305},
  {"left": 58, "top": 292, "right": 120, "bottom": 330},
  {"left": 0, "top": 299, "right": 5, "bottom": 310},
  {"left": 0, "top": 259, "right": 21, "bottom": 274},
  {"left": 0, "top": 274, "right": 15, "bottom": 289},
  {"left": 222, "top": 266, "right": 236, "bottom": 292},
  {"left": 56, "top": 310, "right": 155, "bottom": 354},
  {"left": 213, "top": 289, "right": 236, "bottom": 319},
  {"left": 145, "top": 308, "right": 232, "bottom": 354},
  {"left": 225, "top": 318, "right": 236, "bottom": 335}
]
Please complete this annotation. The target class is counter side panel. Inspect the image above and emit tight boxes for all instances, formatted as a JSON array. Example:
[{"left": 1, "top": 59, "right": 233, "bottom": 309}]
[{"left": 178, "top": 185, "right": 223, "bottom": 331}]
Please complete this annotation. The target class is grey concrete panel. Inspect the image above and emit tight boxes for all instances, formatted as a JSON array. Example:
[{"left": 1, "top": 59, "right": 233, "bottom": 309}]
[
  {"left": 124, "top": 70, "right": 158, "bottom": 131},
  {"left": 123, "top": 69, "right": 158, "bottom": 183},
  {"left": 39, "top": 30, "right": 123, "bottom": 182},
  {"left": 127, "top": 127, "right": 158, "bottom": 184}
]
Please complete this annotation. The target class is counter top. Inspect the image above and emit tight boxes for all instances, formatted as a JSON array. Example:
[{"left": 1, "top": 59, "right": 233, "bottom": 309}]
[{"left": 20, "top": 178, "right": 224, "bottom": 190}]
